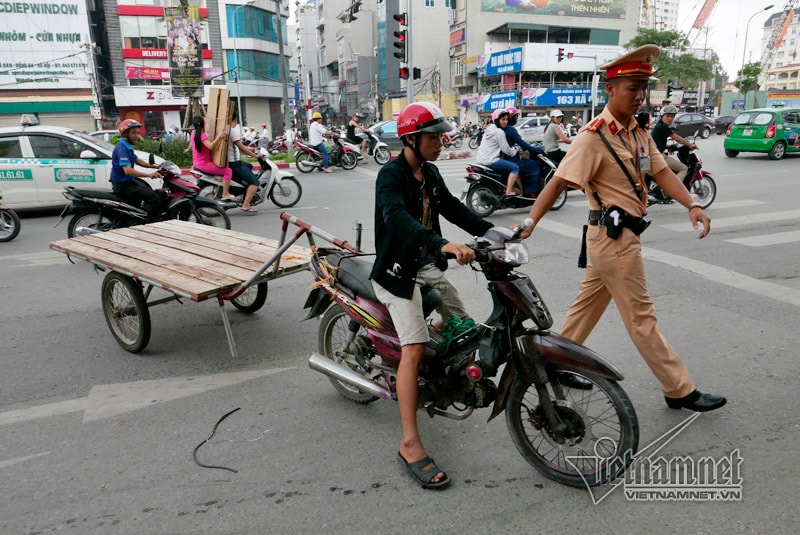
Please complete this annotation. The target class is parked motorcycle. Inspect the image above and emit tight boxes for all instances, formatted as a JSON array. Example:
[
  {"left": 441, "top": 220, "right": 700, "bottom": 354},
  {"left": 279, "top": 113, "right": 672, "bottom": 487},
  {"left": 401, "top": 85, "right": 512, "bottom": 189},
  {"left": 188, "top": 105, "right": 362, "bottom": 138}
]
[
  {"left": 468, "top": 127, "right": 484, "bottom": 150},
  {"left": 191, "top": 154, "right": 302, "bottom": 210},
  {"left": 442, "top": 129, "right": 463, "bottom": 149},
  {"left": 0, "top": 191, "right": 21, "bottom": 242},
  {"left": 649, "top": 144, "right": 716, "bottom": 209},
  {"left": 294, "top": 135, "right": 359, "bottom": 173},
  {"left": 59, "top": 160, "right": 231, "bottom": 238},
  {"left": 297, "top": 215, "right": 638, "bottom": 488},
  {"left": 461, "top": 150, "right": 566, "bottom": 217}
]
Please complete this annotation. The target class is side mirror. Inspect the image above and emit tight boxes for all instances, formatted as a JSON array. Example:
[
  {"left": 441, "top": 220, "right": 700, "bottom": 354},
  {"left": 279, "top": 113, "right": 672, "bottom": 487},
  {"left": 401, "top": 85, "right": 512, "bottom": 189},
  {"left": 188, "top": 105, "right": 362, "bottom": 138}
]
[
  {"left": 79, "top": 149, "right": 102, "bottom": 160},
  {"left": 148, "top": 153, "right": 156, "bottom": 165}
]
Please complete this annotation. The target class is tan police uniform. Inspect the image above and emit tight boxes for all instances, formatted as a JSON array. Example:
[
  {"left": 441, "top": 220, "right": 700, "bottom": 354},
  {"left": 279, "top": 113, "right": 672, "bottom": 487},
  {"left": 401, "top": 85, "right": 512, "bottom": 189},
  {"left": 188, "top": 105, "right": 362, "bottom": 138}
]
[{"left": 552, "top": 46, "right": 695, "bottom": 399}]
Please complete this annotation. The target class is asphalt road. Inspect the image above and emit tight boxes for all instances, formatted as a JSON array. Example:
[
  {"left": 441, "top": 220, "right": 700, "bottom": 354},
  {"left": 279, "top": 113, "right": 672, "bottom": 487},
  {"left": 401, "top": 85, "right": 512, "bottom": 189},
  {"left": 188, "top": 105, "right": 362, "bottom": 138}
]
[{"left": 1, "top": 135, "right": 798, "bottom": 534}]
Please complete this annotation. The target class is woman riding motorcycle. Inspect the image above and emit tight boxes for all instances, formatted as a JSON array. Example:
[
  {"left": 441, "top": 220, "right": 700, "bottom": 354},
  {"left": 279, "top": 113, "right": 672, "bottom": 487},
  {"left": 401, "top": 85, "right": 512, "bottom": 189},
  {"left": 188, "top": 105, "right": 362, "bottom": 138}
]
[{"left": 475, "top": 109, "right": 520, "bottom": 196}]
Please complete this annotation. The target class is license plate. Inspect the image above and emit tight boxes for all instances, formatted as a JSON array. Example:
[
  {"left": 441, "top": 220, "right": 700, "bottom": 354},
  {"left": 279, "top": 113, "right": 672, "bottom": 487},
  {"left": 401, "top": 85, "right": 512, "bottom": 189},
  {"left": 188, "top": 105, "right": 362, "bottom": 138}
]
[{"left": 742, "top": 128, "right": 752, "bottom": 136}]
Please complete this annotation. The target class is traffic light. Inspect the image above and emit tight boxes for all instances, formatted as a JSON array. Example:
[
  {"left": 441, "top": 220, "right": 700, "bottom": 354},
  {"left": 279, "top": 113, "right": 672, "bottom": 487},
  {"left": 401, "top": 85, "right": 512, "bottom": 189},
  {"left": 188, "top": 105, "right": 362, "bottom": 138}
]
[
  {"left": 399, "top": 67, "right": 409, "bottom": 80},
  {"left": 413, "top": 67, "right": 421, "bottom": 79},
  {"left": 393, "top": 30, "right": 407, "bottom": 62},
  {"left": 558, "top": 48, "right": 565, "bottom": 62},
  {"left": 666, "top": 80, "right": 673, "bottom": 99}
]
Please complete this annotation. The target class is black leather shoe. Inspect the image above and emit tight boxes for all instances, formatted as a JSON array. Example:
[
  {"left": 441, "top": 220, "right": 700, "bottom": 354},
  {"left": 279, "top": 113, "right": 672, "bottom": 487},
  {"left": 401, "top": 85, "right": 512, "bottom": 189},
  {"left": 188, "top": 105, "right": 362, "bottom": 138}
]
[
  {"left": 556, "top": 372, "right": 593, "bottom": 390},
  {"left": 665, "top": 390, "right": 727, "bottom": 412}
]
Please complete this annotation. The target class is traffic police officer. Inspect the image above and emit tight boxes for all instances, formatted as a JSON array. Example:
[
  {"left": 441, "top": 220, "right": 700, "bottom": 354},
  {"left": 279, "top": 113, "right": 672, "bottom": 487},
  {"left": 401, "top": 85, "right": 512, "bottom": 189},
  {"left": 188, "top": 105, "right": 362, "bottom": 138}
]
[{"left": 522, "top": 45, "right": 726, "bottom": 412}]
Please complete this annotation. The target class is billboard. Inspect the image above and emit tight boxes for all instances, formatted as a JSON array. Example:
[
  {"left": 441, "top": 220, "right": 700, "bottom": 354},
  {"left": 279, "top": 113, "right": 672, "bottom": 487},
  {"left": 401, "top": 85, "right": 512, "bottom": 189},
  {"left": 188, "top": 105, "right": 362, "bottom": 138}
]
[
  {"left": 165, "top": 6, "right": 204, "bottom": 98},
  {"left": 480, "top": 0, "right": 628, "bottom": 19},
  {"left": 523, "top": 43, "right": 623, "bottom": 73},
  {"left": 0, "top": 1, "right": 91, "bottom": 90}
]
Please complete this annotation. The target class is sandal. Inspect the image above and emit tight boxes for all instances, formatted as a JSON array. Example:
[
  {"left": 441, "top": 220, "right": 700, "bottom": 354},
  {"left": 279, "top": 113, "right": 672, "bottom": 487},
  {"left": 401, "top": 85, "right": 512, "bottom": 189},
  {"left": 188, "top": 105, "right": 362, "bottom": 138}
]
[
  {"left": 397, "top": 452, "right": 450, "bottom": 490},
  {"left": 240, "top": 206, "right": 258, "bottom": 213}
]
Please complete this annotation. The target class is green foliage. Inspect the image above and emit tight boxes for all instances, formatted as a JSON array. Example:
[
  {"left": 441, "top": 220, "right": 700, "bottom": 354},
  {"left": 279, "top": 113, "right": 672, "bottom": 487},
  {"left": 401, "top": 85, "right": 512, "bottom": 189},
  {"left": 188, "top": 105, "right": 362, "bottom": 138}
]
[
  {"left": 625, "top": 28, "right": 716, "bottom": 90},
  {"left": 737, "top": 62, "right": 762, "bottom": 94},
  {"left": 135, "top": 138, "right": 194, "bottom": 168},
  {"left": 626, "top": 29, "right": 689, "bottom": 50}
]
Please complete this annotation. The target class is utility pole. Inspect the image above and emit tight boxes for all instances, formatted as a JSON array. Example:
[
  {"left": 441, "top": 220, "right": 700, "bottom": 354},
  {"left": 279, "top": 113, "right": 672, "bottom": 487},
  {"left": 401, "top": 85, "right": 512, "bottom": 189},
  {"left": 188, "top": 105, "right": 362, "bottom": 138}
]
[
  {"left": 275, "top": 0, "right": 292, "bottom": 129},
  {"left": 406, "top": 0, "right": 413, "bottom": 104},
  {"left": 82, "top": 42, "right": 102, "bottom": 130}
]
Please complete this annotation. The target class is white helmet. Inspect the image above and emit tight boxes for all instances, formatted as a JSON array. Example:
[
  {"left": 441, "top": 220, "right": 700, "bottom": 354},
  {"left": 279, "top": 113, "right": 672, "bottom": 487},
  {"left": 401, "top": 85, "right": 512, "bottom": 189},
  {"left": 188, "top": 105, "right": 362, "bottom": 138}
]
[
  {"left": 550, "top": 109, "right": 564, "bottom": 118},
  {"left": 661, "top": 105, "right": 678, "bottom": 115}
]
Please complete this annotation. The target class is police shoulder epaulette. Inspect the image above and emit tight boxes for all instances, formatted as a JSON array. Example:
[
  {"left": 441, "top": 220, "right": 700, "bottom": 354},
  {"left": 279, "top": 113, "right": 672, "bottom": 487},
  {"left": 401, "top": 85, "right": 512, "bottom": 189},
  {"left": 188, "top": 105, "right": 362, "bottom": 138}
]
[{"left": 585, "top": 118, "right": 604, "bottom": 132}]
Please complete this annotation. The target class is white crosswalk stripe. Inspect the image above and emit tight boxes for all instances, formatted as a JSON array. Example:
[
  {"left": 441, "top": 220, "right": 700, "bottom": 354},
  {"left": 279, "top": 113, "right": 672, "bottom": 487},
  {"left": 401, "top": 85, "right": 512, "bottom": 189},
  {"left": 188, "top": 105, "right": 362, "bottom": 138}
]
[{"left": 661, "top": 209, "right": 800, "bottom": 232}]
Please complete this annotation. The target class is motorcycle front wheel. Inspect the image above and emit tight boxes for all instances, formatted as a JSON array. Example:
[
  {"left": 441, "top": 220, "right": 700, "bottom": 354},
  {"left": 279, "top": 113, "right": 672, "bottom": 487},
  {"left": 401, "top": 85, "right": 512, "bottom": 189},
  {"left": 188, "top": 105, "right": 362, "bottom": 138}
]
[
  {"left": 506, "top": 364, "right": 639, "bottom": 488},
  {"left": 451, "top": 137, "right": 463, "bottom": 149},
  {"left": 318, "top": 306, "right": 380, "bottom": 404},
  {"left": 295, "top": 152, "right": 317, "bottom": 173},
  {"left": 690, "top": 175, "right": 716, "bottom": 209},
  {"left": 374, "top": 146, "right": 392, "bottom": 165},
  {"left": 179, "top": 204, "right": 231, "bottom": 229},
  {"left": 0, "top": 208, "right": 21, "bottom": 242},
  {"left": 468, "top": 137, "right": 479, "bottom": 150},
  {"left": 269, "top": 176, "right": 303, "bottom": 208},
  {"left": 465, "top": 183, "right": 498, "bottom": 217},
  {"left": 340, "top": 151, "right": 358, "bottom": 170},
  {"left": 550, "top": 185, "right": 568, "bottom": 211},
  {"left": 67, "top": 211, "right": 115, "bottom": 238}
]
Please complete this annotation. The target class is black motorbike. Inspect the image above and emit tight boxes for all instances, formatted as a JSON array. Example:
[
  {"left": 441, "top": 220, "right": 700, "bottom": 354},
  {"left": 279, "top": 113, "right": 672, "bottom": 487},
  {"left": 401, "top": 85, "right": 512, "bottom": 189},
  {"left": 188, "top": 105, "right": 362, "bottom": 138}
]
[
  {"left": 58, "top": 160, "right": 231, "bottom": 238},
  {"left": 461, "top": 149, "right": 566, "bottom": 217},
  {"left": 468, "top": 127, "right": 484, "bottom": 150}
]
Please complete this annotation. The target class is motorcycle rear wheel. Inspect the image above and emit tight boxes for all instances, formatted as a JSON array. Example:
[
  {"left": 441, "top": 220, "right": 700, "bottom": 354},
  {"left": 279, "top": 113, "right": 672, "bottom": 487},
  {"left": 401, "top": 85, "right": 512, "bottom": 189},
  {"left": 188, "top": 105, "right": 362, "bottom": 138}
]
[
  {"left": 505, "top": 364, "right": 639, "bottom": 488},
  {"left": 318, "top": 306, "right": 380, "bottom": 404},
  {"left": 468, "top": 137, "right": 479, "bottom": 150},
  {"left": 101, "top": 272, "right": 151, "bottom": 353},
  {"left": 67, "top": 211, "right": 114, "bottom": 238},
  {"left": 340, "top": 151, "right": 358, "bottom": 170},
  {"left": 180, "top": 204, "right": 231, "bottom": 230},
  {"left": 0, "top": 208, "right": 21, "bottom": 242},
  {"left": 689, "top": 175, "right": 716, "bottom": 209},
  {"left": 295, "top": 152, "right": 317, "bottom": 173},
  {"left": 451, "top": 137, "right": 463, "bottom": 149},
  {"left": 269, "top": 176, "right": 303, "bottom": 208},
  {"left": 550, "top": 186, "right": 568, "bottom": 211},
  {"left": 465, "top": 183, "right": 497, "bottom": 217},
  {"left": 374, "top": 146, "right": 392, "bottom": 165}
]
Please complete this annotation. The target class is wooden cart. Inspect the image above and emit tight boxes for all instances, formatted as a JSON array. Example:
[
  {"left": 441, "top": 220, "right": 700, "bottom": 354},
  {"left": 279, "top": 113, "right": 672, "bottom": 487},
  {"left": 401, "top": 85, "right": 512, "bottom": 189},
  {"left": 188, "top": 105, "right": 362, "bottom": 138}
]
[{"left": 49, "top": 219, "right": 311, "bottom": 357}]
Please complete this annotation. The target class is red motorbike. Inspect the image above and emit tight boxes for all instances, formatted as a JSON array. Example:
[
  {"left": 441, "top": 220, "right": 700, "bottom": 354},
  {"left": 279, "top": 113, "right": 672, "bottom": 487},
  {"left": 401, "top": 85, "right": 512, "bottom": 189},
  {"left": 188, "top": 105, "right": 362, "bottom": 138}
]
[
  {"left": 59, "top": 160, "right": 231, "bottom": 238},
  {"left": 293, "top": 134, "right": 359, "bottom": 172},
  {"left": 293, "top": 214, "right": 638, "bottom": 488},
  {"left": 649, "top": 144, "right": 716, "bottom": 209}
]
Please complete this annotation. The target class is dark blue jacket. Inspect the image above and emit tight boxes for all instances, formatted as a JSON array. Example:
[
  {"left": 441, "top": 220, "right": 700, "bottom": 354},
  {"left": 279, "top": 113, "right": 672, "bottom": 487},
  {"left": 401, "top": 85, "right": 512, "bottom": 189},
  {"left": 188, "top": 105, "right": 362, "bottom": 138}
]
[{"left": 504, "top": 125, "right": 540, "bottom": 155}]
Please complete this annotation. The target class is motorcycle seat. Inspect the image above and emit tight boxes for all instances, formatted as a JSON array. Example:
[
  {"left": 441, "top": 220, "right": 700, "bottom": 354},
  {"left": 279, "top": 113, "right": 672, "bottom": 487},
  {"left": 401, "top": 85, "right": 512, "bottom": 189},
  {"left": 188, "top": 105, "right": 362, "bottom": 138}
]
[
  {"left": 68, "top": 188, "right": 123, "bottom": 201},
  {"left": 191, "top": 166, "right": 223, "bottom": 179},
  {"left": 326, "top": 253, "right": 378, "bottom": 301}
]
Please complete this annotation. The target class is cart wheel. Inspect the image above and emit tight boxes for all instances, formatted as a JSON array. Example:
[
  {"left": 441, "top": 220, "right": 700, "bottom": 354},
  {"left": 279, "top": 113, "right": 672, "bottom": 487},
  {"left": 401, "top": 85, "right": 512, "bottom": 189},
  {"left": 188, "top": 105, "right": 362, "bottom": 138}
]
[
  {"left": 102, "top": 272, "right": 151, "bottom": 353},
  {"left": 231, "top": 282, "right": 268, "bottom": 313}
]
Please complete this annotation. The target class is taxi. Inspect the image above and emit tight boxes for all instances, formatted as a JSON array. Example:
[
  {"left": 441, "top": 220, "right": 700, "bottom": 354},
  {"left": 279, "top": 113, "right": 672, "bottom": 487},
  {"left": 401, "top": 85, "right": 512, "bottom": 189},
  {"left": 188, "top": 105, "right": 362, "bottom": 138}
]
[{"left": 0, "top": 123, "right": 161, "bottom": 210}]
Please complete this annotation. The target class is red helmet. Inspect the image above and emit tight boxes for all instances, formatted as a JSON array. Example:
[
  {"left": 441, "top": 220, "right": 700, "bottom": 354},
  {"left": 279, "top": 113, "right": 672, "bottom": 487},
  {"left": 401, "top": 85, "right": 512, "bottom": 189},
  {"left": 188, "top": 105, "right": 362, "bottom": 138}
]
[
  {"left": 506, "top": 106, "right": 521, "bottom": 120},
  {"left": 118, "top": 119, "right": 143, "bottom": 136},
  {"left": 397, "top": 102, "right": 450, "bottom": 138}
]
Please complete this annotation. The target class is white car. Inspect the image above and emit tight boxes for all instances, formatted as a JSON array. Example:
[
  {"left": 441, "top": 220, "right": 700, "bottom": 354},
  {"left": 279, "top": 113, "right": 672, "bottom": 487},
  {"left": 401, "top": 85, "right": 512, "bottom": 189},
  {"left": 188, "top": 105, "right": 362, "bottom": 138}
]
[
  {"left": 516, "top": 115, "right": 549, "bottom": 143},
  {"left": 0, "top": 125, "right": 162, "bottom": 210}
]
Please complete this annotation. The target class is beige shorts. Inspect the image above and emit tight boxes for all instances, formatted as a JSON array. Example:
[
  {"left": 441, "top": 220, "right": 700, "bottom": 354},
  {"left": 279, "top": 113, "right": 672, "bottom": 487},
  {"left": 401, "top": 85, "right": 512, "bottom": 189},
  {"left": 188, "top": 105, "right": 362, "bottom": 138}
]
[{"left": 371, "top": 264, "right": 467, "bottom": 346}]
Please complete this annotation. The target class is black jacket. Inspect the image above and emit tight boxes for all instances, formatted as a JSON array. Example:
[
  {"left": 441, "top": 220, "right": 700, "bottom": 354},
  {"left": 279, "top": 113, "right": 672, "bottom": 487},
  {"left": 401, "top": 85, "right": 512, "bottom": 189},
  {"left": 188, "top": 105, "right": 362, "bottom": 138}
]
[{"left": 369, "top": 151, "right": 493, "bottom": 299}]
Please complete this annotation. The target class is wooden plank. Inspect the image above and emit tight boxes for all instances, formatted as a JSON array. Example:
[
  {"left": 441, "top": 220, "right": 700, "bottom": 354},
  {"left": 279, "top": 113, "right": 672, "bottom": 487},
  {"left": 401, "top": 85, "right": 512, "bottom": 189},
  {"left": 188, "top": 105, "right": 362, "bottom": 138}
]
[{"left": 49, "top": 239, "right": 228, "bottom": 300}]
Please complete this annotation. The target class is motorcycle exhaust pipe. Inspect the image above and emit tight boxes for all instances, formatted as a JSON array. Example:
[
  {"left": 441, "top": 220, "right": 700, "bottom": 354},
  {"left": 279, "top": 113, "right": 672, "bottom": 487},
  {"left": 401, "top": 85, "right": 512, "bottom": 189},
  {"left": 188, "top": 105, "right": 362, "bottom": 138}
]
[
  {"left": 75, "top": 226, "right": 101, "bottom": 236},
  {"left": 308, "top": 352, "right": 391, "bottom": 399}
]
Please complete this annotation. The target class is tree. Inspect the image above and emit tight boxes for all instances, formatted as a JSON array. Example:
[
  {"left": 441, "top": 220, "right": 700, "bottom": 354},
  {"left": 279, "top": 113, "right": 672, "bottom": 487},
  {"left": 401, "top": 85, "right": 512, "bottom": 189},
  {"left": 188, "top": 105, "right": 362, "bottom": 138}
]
[
  {"left": 737, "top": 62, "right": 762, "bottom": 108},
  {"left": 625, "top": 29, "right": 715, "bottom": 91}
]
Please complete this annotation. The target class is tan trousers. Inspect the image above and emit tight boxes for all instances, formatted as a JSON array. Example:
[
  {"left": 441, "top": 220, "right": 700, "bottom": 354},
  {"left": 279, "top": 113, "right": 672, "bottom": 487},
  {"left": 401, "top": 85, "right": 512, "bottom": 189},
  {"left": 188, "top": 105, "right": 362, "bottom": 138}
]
[
  {"left": 560, "top": 227, "right": 695, "bottom": 398},
  {"left": 664, "top": 154, "right": 688, "bottom": 180}
]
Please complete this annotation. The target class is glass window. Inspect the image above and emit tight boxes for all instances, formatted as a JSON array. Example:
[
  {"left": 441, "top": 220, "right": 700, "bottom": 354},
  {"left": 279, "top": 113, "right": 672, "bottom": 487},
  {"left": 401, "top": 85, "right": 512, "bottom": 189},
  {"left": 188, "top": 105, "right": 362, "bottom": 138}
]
[
  {"left": 28, "top": 135, "right": 87, "bottom": 159},
  {"left": 0, "top": 136, "right": 22, "bottom": 158},
  {"left": 734, "top": 112, "right": 774, "bottom": 126}
]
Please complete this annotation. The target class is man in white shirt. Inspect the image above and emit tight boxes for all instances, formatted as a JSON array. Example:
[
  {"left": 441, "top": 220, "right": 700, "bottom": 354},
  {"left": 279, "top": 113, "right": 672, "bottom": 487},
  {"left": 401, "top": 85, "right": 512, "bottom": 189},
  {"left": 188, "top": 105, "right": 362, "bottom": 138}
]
[
  {"left": 308, "top": 111, "right": 334, "bottom": 173},
  {"left": 227, "top": 111, "right": 261, "bottom": 212}
]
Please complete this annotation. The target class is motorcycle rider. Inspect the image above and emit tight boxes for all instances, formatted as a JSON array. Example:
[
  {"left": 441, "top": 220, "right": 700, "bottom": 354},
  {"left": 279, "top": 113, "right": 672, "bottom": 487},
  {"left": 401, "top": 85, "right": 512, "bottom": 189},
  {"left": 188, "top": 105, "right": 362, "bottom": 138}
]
[
  {"left": 370, "top": 101, "right": 494, "bottom": 489},
  {"left": 309, "top": 112, "right": 334, "bottom": 173},
  {"left": 110, "top": 119, "right": 164, "bottom": 223},
  {"left": 504, "top": 106, "right": 544, "bottom": 197},
  {"left": 651, "top": 104, "right": 697, "bottom": 183},
  {"left": 542, "top": 109, "right": 573, "bottom": 164},
  {"left": 475, "top": 108, "right": 521, "bottom": 196},
  {"left": 228, "top": 111, "right": 261, "bottom": 212},
  {"left": 346, "top": 113, "right": 368, "bottom": 154}
]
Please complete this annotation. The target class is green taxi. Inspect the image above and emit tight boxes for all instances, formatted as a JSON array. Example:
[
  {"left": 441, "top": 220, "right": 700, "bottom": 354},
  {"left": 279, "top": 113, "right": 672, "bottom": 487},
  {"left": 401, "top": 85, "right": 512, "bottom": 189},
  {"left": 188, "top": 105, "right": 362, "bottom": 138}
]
[{"left": 724, "top": 107, "right": 800, "bottom": 160}]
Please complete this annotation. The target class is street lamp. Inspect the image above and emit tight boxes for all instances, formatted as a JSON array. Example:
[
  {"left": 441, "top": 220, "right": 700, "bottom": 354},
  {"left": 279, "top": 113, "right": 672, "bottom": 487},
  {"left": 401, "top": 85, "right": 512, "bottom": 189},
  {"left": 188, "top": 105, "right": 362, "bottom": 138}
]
[
  {"left": 741, "top": 4, "right": 774, "bottom": 72},
  {"left": 233, "top": 0, "right": 255, "bottom": 119}
]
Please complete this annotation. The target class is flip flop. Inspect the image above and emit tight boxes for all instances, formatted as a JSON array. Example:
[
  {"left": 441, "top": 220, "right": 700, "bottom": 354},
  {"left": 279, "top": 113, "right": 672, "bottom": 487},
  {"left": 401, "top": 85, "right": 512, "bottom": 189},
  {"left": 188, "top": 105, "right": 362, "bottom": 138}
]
[
  {"left": 240, "top": 206, "right": 258, "bottom": 213},
  {"left": 397, "top": 452, "right": 450, "bottom": 490}
]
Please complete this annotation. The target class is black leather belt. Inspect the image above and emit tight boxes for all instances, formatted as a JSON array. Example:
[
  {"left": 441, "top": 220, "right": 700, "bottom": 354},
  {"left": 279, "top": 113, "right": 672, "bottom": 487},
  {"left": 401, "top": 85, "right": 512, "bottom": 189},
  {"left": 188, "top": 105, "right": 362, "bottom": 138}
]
[{"left": 588, "top": 209, "right": 602, "bottom": 226}]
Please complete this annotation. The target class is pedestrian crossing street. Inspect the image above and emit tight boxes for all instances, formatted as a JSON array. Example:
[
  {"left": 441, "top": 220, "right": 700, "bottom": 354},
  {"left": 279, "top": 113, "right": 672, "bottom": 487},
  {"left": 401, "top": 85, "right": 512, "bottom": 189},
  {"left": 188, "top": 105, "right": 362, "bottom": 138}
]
[{"left": 431, "top": 159, "right": 800, "bottom": 249}]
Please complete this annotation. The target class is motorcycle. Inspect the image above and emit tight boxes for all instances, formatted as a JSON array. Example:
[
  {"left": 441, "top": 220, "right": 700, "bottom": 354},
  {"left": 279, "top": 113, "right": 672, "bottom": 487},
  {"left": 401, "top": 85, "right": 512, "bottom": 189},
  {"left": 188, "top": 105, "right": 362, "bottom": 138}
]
[
  {"left": 468, "top": 127, "right": 484, "bottom": 150},
  {"left": 265, "top": 135, "right": 289, "bottom": 156},
  {"left": 461, "top": 149, "right": 567, "bottom": 217},
  {"left": 58, "top": 159, "right": 231, "bottom": 238},
  {"left": 0, "top": 191, "right": 21, "bottom": 242},
  {"left": 649, "top": 143, "right": 716, "bottom": 209},
  {"left": 298, "top": 215, "right": 638, "bottom": 488},
  {"left": 294, "top": 134, "right": 359, "bottom": 173},
  {"left": 191, "top": 154, "right": 303, "bottom": 210},
  {"left": 361, "top": 131, "right": 392, "bottom": 165},
  {"left": 442, "top": 130, "right": 464, "bottom": 149}
]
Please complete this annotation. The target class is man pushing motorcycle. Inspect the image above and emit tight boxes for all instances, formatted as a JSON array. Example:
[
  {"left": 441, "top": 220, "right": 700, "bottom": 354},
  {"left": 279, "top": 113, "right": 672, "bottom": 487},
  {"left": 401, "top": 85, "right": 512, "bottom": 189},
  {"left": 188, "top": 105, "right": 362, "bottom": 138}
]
[{"left": 369, "top": 102, "right": 494, "bottom": 489}]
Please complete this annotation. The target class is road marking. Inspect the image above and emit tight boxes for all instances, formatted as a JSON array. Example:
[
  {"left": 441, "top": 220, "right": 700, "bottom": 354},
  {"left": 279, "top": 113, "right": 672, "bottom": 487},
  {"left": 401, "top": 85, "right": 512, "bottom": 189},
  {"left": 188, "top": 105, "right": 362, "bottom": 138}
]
[
  {"left": 0, "top": 451, "right": 51, "bottom": 470},
  {"left": 0, "top": 367, "right": 294, "bottom": 427},
  {"left": 537, "top": 219, "right": 800, "bottom": 308},
  {"left": 661, "top": 209, "right": 800, "bottom": 232},
  {"left": 726, "top": 229, "right": 800, "bottom": 247},
  {"left": 706, "top": 200, "right": 767, "bottom": 209}
]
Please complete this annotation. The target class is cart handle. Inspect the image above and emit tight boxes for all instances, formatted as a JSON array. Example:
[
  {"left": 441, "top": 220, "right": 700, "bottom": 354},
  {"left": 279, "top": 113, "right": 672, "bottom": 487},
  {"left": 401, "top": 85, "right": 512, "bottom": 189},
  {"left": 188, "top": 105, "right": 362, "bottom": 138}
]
[{"left": 280, "top": 212, "right": 361, "bottom": 254}]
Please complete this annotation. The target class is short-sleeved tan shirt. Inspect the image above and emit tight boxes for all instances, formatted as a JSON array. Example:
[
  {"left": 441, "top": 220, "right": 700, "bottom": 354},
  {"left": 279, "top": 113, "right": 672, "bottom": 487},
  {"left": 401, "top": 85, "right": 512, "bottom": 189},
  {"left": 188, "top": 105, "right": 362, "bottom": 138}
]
[{"left": 554, "top": 107, "right": 667, "bottom": 218}]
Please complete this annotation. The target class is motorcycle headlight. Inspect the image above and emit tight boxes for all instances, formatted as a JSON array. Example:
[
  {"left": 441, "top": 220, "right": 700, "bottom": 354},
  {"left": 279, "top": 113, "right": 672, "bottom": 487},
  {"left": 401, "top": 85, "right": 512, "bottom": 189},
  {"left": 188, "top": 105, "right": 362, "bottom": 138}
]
[{"left": 491, "top": 241, "right": 529, "bottom": 265}]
